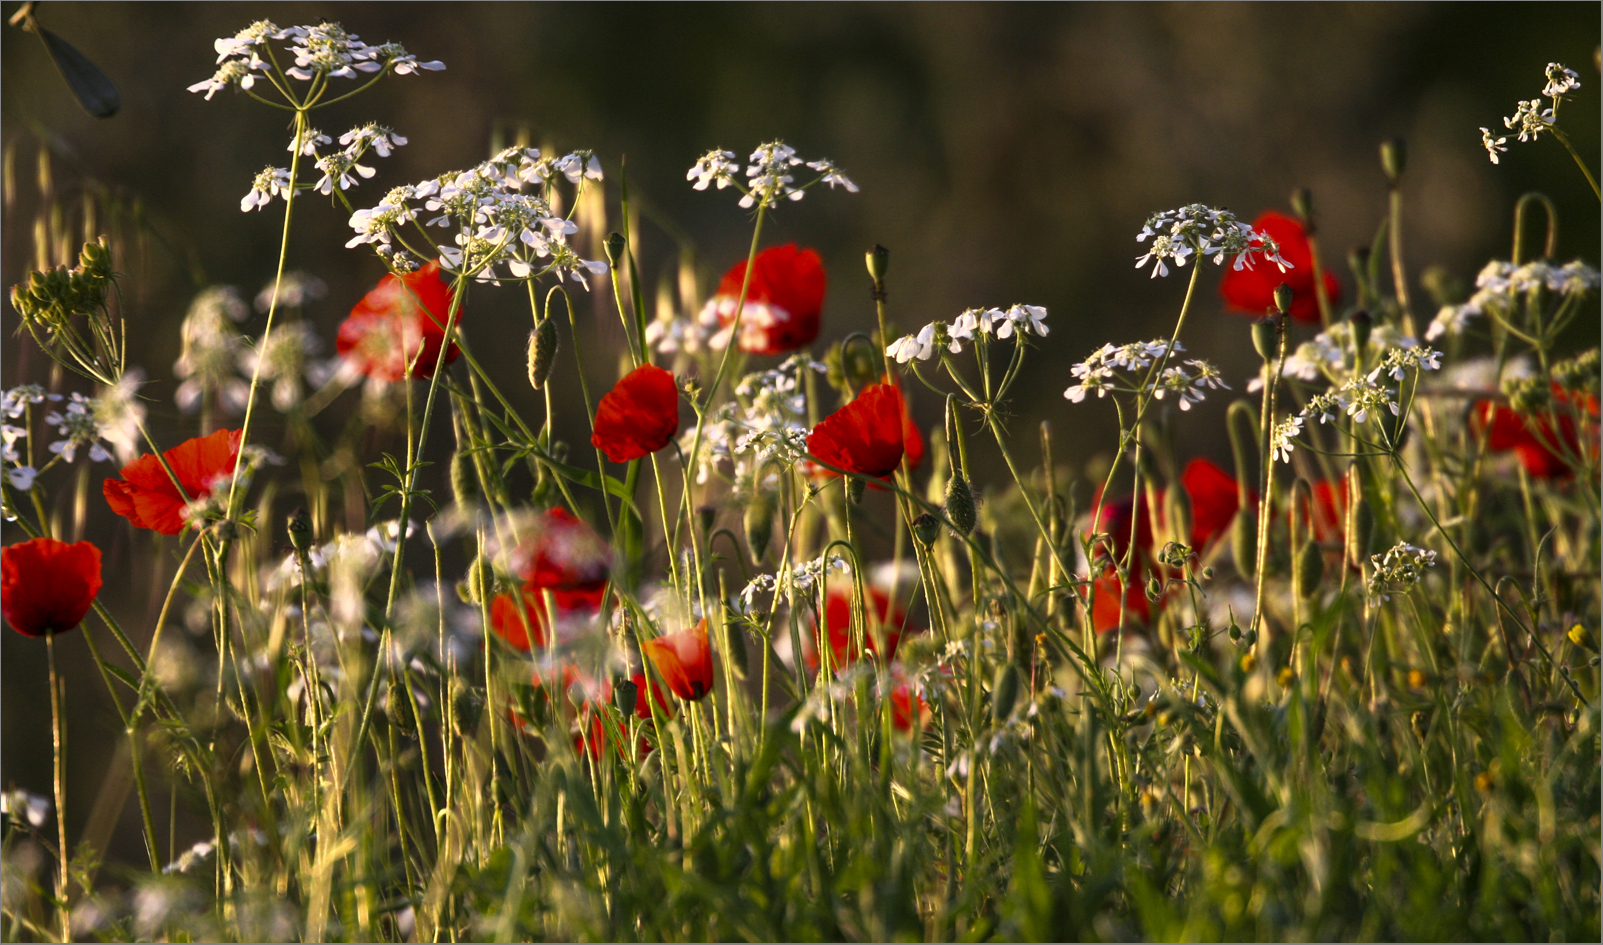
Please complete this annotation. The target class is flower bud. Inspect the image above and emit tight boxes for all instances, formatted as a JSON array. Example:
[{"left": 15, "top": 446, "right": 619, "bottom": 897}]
[
  {"left": 865, "top": 244, "right": 890, "bottom": 282},
  {"left": 1289, "top": 187, "right": 1313, "bottom": 225},
  {"left": 1227, "top": 621, "right": 1242, "bottom": 642},
  {"left": 1145, "top": 575, "right": 1163, "bottom": 603},
  {"left": 725, "top": 623, "right": 748, "bottom": 678},
  {"left": 459, "top": 555, "right": 488, "bottom": 605},
  {"left": 1295, "top": 541, "right": 1324, "bottom": 600},
  {"left": 743, "top": 491, "right": 775, "bottom": 563},
  {"left": 697, "top": 505, "right": 717, "bottom": 535},
  {"left": 527, "top": 318, "right": 559, "bottom": 390},
  {"left": 944, "top": 473, "right": 976, "bottom": 536},
  {"left": 1272, "top": 284, "right": 1294, "bottom": 318},
  {"left": 912, "top": 511, "right": 940, "bottom": 546},
  {"left": 1349, "top": 309, "right": 1372, "bottom": 356},
  {"left": 991, "top": 663, "right": 1021, "bottom": 725},
  {"left": 1251, "top": 316, "right": 1279, "bottom": 361},
  {"left": 1349, "top": 502, "right": 1374, "bottom": 567},
  {"left": 1230, "top": 509, "right": 1256, "bottom": 582},
  {"left": 613, "top": 677, "right": 639, "bottom": 716},
  {"left": 287, "top": 506, "right": 313, "bottom": 555},
  {"left": 386, "top": 682, "right": 411, "bottom": 731},
  {"left": 604, "top": 232, "right": 627, "bottom": 268},
  {"left": 1380, "top": 138, "right": 1406, "bottom": 186},
  {"left": 451, "top": 450, "right": 478, "bottom": 508},
  {"left": 848, "top": 477, "right": 866, "bottom": 505}
]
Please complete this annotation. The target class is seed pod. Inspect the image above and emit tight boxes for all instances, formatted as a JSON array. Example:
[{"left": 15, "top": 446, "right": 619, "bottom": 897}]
[
  {"left": 613, "top": 677, "right": 639, "bottom": 716},
  {"left": 604, "top": 232, "right": 627, "bottom": 267},
  {"left": 1227, "top": 621, "right": 1242, "bottom": 642},
  {"left": 944, "top": 473, "right": 976, "bottom": 535},
  {"left": 991, "top": 663, "right": 1021, "bottom": 725},
  {"left": 1230, "top": 509, "right": 1257, "bottom": 582},
  {"left": 724, "top": 622, "right": 748, "bottom": 679},
  {"left": 287, "top": 506, "right": 313, "bottom": 555},
  {"left": 1289, "top": 187, "right": 1313, "bottom": 225},
  {"left": 697, "top": 505, "right": 717, "bottom": 535},
  {"left": 1145, "top": 575, "right": 1163, "bottom": 603},
  {"left": 451, "top": 450, "right": 478, "bottom": 508},
  {"left": 1273, "top": 284, "right": 1295, "bottom": 318},
  {"left": 1251, "top": 316, "right": 1279, "bottom": 361},
  {"left": 912, "top": 512, "right": 940, "bottom": 546},
  {"left": 1295, "top": 541, "right": 1324, "bottom": 599},
  {"left": 744, "top": 492, "right": 775, "bottom": 563},
  {"left": 865, "top": 244, "right": 890, "bottom": 282},
  {"left": 1350, "top": 502, "right": 1375, "bottom": 567},
  {"left": 848, "top": 477, "right": 866, "bottom": 505},
  {"left": 527, "top": 318, "right": 559, "bottom": 390},
  {"left": 1380, "top": 137, "right": 1406, "bottom": 185},
  {"left": 386, "top": 682, "right": 411, "bottom": 731},
  {"left": 460, "top": 555, "right": 488, "bottom": 605}
]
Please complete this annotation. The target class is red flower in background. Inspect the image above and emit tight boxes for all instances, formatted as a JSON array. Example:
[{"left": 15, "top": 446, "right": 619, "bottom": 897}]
[
  {"left": 1473, "top": 386, "right": 1599, "bottom": 479},
  {"left": 1180, "top": 457, "right": 1243, "bottom": 551},
  {"left": 1291, "top": 475, "right": 1350, "bottom": 546},
  {"left": 336, "top": 260, "right": 460, "bottom": 381},
  {"left": 591, "top": 363, "right": 680, "bottom": 463},
  {"left": 630, "top": 671, "right": 674, "bottom": 722},
  {"left": 489, "top": 585, "right": 606, "bottom": 652},
  {"left": 818, "top": 585, "right": 917, "bottom": 668},
  {"left": 515, "top": 507, "right": 612, "bottom": 592},
  {"left": 643, "top": 619, "right": 716, "bottom": 701},
  {"left": 1220, "top": 211, "right": 1341, "bottom": 324},
  {"left": 701, "top": 244, "right": 827, "bottom": 355},
  {"left": 808, "top": 383, "right": 907, "bottom": 479},
  {"left": 103, "top": 428, "right": 243, "bottom": 536},
  {"left": 1088, "top": 568, "right": 1152, "bottom": 635},
  {"left": 2, "top": 538, "right": 103, "bottom": 637},
  {"left": 889, "top": 671, "right": 930, "bottom": 733}
]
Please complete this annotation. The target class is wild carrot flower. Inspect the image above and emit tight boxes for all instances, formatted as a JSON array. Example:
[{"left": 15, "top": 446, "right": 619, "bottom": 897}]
[
  {"left": 700, "top": 245, "right": 827, "bottom": 355},
  {"left": 644, "top": 620, "right": 716, "bottom": 702},
  {"left": 591, "top": 364, "right": 681, "bottom": 463},
  {"left": 102, "top": 428, "right": 243, "bottom": 536},
  {"left": 174, "top": 286, "right": 251, "bottom": 415},
  {"left": 807, "top": 382, "right": 908, "bottom": 479},
  {"left": 1136, "top": 204, "right": 1291, "bottom": 278},
  {"left": 2, "top": 537, "right": 102, "bottom": 637},
  {"left": 1219, "top": 212, "right": 1340, "bottom": 323},
  {"left": 335, "top": 260, "right": 459, "bottom": 382},
  {"left": 686, "top": 141, "right": 857, "bottom": 210}
]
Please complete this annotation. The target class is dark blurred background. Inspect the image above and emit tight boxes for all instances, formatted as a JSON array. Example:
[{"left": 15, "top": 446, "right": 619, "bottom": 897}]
[{"left": 2, "top": 2, "right": 1598, "bottom": 871}]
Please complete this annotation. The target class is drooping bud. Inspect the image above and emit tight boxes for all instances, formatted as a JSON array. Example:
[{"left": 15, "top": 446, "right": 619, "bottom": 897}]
[
  {"left": 287, "top": 506, "right": 313, "bottom": 555},
  {"left": 451, "top": 450, "right": 478, "bottom": 508},
  {"left": 527, "top": 318, "right": 559, "bottom": 390},
  {"left": 458, "top": 555, "right": 488, "bottom": 605},
  {"left": 944, "top": 473, "right": 976, "bottom": 535},
  {"left": 697, "top": 505, "right": 717, "bottom": 535},
  {"left": 990, "top": 663, "right": 1021, "bottom": 725},
  {"left": 604, "top": 231, "right": 627, "bottom": 268},
  {"left": 1251, "top": 316, "right": 1279, "bottom": 361},
  {"left": 1272, "top": 283, "right": 1294, "bottom": 318},
  {"left": 1230, "top": 508, "right": 1257, "bottom": 582},
  {"left": 848, "top": 477, "right": 866, "bottom": 505},
  {"left": 1295, "top": 541, "right": 1324, "bottom": 600},
  {"left": 865, "top": 244, "right": 890, "bottom": 282},
  {"left": 744, "top": 491, "right": 775, "bottom": 563},
  {"left": 912, "top": 512, "right": 940, "bottom": 546},
  {"left": 1380, "top": 138, "right": 1406, "bottom": 186},
  {"left": 1145, "top": 575, "right": 1163, "bottom": 603},
  {"left": 1289, "top": 187, "right": 1313, "bottom": 226}
]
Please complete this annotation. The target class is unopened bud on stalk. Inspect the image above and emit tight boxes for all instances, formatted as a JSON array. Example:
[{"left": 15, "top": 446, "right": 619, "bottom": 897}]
[
  {"left": 1145, "top": 575, "right": 1163, "bottom": 603},
  {"left": 1273, "top": 283, "right": 1294, "bottom": 318},
  {"left": 1230, "top": 508, "right": 1256, "bottom": 582},
  {"left": 1380, "top": 138, "right": 1406, "bottom": 186},
  {"left": 991, "top": 663, "right": 1021, "bottom": 724},
  {"left": 1349, "top": 309, "right": 1372, "bottom": 355},
  {"left": 848, "top": 477, "right": 866, "bottom": 505},
  {"left": 451, "top": 450, "right": 478, "bottom": 508},
  {"left": 1289, "top": 187, "right": 1313, "bottom": 226},
  {"left": 1350, "top": 503, "right": 1375, "bottom": 566},
  {"left": 1296, "top": 541, "right": 1324, "bottom": 600},
  {"left": 912, "top": 512, "right": 940, "bottom": 546},
  {"left": 725, "top": 622, "right": 748, "bottom": 677},
  {"left": 1251, "top": 317, "right": 1278, "bottom": 362},
  {"left": 604, "top": 232, "right": 627, "bottom": 268},
  {"left": 744, "top": 492, "right": 775, "bottom": 563},
  {"left": 613, "top": 677, "right": 638, "bottom": 716},
  {"left": 459, "top": 555, "right": 488, "bottom": 604},
  {"left": 944, "top": 473, "right": 976, "bottom": 535},
  {"left": 527, "top": 318, "right": 559, "bottom": 389},
  {"left": 865, "top": 244, "right": 889, "bottom": 282},
  {"left": 287, "top": 506, "right": 313, "bottom": 555},
  {"left": 386, "top": 682, "right": 411, "bottom": 731},
  {"left": 1228, "top": 621, "right": 1242, "bottom": 642},
  {"left": 697, "top": 505, "right": 717, "bottom": 535}
]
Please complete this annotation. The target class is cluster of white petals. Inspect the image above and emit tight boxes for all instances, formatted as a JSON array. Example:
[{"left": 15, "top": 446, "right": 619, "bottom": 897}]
[
  {"left": 687, "top": 355, "right": 824, "bottom": 486},
  {"left": 1135, "top": 205, "right": 1292, "bottom": 278},
  {"left": 1479, "top": 62, "right": 1578, "bottom": 164},
  {"left": 686, "top": 140, "right": 858, "bottom": 209},
  {"left": 189, "top": 20, "right": 442, "bottom": 100},
  {"left": 1427, "top": 259, "right": 1599, "bottom": 341},
  {"left": 1062, "top": 339, "right": 1227, "bottom": 412},
  {"left": 886, "top": 305, "right": 1049, "bottom": 364},
  {"left": 1367, "top": 542, "right": 1437, "bottom": 601}
]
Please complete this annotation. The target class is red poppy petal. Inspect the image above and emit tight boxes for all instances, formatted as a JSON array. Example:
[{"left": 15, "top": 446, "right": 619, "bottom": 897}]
[
  {"left": 591, "top": 363, "right": 680, "bottom": 462},
  {"left": 1181, "top": 457, "right": 1240, "bottom": 551},
  {"left": 2, "top": 538, "right": 102, "bottom": 637}
]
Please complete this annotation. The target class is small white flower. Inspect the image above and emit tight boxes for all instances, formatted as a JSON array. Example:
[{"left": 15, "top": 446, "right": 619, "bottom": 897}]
[
  {"left": 1480, "top": 127, "right": 1509, "bottom": 164},
  {"left": 805, "top": 158, "right": 859, "bottom": 192},
  {"left": 1543, "top": 62, "right": 1580, "bottom": 99},
  {"left": 687, "top": 149, "right": 739, "bottom": 191},
  {"left": 886, "top": 325, "right": 937, "bottom": 364},
  {"left": 6, "top": 466, "right": 37, "bottom": 491},
  {"left": 241, "top": 167, "right": 291, "bottom": 212},
  {"left": 1504, "top": 99, "right": 1554, "bottom": 142}
]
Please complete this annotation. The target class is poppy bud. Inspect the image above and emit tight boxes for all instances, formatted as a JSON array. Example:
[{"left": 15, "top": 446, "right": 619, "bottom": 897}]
[
  {"left": 1227, "top": 621, "right": 1242, "bottom": 642},
  {"left": 386, "top": 682, "right": 411, "bottom": 731},
  {"left": 1230, "top": 508, "right": 1256, "bottom": 582},
  {"left": 944, "top": 473, "right": 976, "bottom": 536},
  {"left": 613, "top": 677, "right": 639, "bottom": 716},
  {"left": 1349, "top": 502, "right": 1375, "bottom": 567},
  {"left": 724, "top": 622, "right": 748, "bottom": 678},
  {"left": 1349, "top": 309, "right": 1372, "bottom": 356},
  {"left": 1295, "top": 541, "right": 1323, "bottom": 600},
  {"left": 912, "top": 512, "right": 940, "bottom": 546},
  {"left": 604, "top": 232, "right": 627, "bottom": 268},
  {"left": 1289, "top": 187, "right": 1313, "bottom": 226},
  {"left": 847, "top": 476, "right": 866, "bottom": 505},
  {"left": 1251, "top": 316, "right": 1279, "bottom": 361},
  {"left": 527, "top": 318, "right": 559, "bottom": 390},
  {"left": 865, "top": 244, "right": 890, "bottom": 282},
  {"left": 744, "top": 492, "right": 774, "bottom": 563},
  {"left": 458, "top": 555, "right": 487, "bottom": 605},
  {"left": 1201, "top": 566, "right": 1216, "bottom": 581},
  {"left": 991, "top": 663, "right": 1021, "bottom": 725},
  {"left": 1380, "top": 138, "right": 1406, "bottom": 186},
  {"left": 1272, "top": 284, "right": 1294, "bottom": 318},
  {"left": 451, "top": 450, "right": 478, "bottom": 508},
  {"left": 697, "top": 505, "right": 717, "bottom": 535},
  {"left": 287, "top": 507, "right": 313, "bottom": 555}
]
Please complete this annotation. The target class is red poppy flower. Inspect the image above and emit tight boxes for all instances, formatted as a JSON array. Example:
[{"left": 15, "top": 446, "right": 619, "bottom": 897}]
[
  {"left": 1473, "top": 386, "right": 1599, "bottom": 479},
  {"left": 335, "top": 260, "right": 460, "bottom": 381},
  {"left": 511, "top": 507, "right": 612, "bottom": 592},
  {"left": 1087, "top": 567, "right": 1152, "bottom": 635},
  {"left": 2, "top": 537, "right": 103, "bottom": 637},
  {"left": 489, "top": 585, "right": 606, "bottom": 652},
  {"left": 591, "top": 363, "right": 680, "bottom": 463},
  {"left": 630, "top": 671, "right": 674, "bottom": 721},
  {"left": 889, "top": 671, "right": 930, "bottom": 733},
  {"left": 818, "top": 585, "right": 915, "bottom": 668},
  {"left": 1220, "top": 211, "right": 1341, "bottom": 324},
  {"left": 103, "top": 428, "right": 243, "bottom": 536},
  {"left": 808, "top": 382, "right": 907, "bottom": 479},
  {"left": 701, "top": 244, "right": 826, "bottom": 355},
  {"left": 1180, "top": 457, "right": 1243, "bottom": 551},
  {"left": 1291, "top": 475, "right": 1349, "bottom": 546},
  {"left": 643, "top": 619, "right": 715, "bottom": 702}
]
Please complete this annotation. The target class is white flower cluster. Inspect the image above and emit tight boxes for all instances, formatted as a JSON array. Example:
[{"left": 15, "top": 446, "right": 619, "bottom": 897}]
[
  {"left": 689, "top": 356, "right": 825, "bottom": 485},
  {"left": 686, "top": 141, "right": 858, "bottom": 210},
  {"left": 1251, "top": 320, "right": 1418, "bottom": 392},
  {"left": 240, "top": 321, "right": 336, "bottom": 412},
  {"left": 886, "top": 304, "right": 1049, "bottom": 363},
  {"left": 1062, "top": 339, "right": 1227, "bottom": 411},
  {"left": 43, "top": 393, "right": 116, "bottom": 464},
  {"left": 1427, "top": 259, "right": 1600, "bottom": 341},
  {"left": 645, "top": 307, "right": 712, "bottom": 357},
  {"left": 174, "top": 286, "right": 251, "bottom": 415},
  {"left": 1366, "top": 542, "right": 1437, "bottom": 601},
  {"left": 740, "top": 550, "right": 851, "bottom": 611},
  {"left": 189, "top": 20, "right": 442, "bottom": 100},
  {"left": 242, "top": 123, "right": 408, "bottom": 211},
  {"left": 347, "top": 147, "right": 608, "bottom": 287},
  {"left": 1135, "top": 205, "right": 1292, "bottom": 279},
  {"left": 0, "top": 788, "right": 51, "bottom": 829},
  {"left": 2, "top": 378, "right": 145, "bottom": 492},
  {"left": 255, "top": 270, "right": 327, "bottom": 312},
  {"left": 1268, "top": 345, "right": 1439, "bottom": 463},
  {"left": 1480, "top": 62, "right": 1578, "bottom": 164}
]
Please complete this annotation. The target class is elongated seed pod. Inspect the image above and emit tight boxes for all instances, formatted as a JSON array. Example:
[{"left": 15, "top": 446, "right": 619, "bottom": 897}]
[
  {"left": 724, "top": 622, "right": 748, "bottom": 679},
  {"left": 1230, "top": 508, "right": 1256, "bottom": 582},
  {"left": 451, "top": 450, "right": 478, "bottom": 508},
  {"left": 991, "top": 663, "right": 1021, "bottom": 725},
  {"left": 1296, "top": 541, "right": 1323, "bottom": 600},
  {"left": 944, "top": 473, "right": 976, "bottom": 535},
  {"left": 528, "top": 318, "right": 559, "bottom": 390},
  {"left": 744, "top": 492, "right": 775, "bottom": 564}
]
